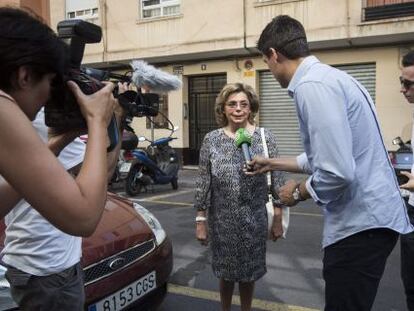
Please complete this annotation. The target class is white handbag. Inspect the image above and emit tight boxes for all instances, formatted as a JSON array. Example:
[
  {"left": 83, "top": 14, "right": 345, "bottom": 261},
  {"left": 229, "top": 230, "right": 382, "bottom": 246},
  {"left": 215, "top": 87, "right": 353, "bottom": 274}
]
[{"left": 260, "top": 127, "right": 290, "bottom": 239}]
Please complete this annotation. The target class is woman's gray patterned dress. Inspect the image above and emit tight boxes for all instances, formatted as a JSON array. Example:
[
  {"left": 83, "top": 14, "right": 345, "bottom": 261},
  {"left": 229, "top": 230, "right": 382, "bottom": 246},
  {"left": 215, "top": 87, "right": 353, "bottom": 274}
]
[{"left": 195, "top": 127, "right": 285, "bottom": 282}]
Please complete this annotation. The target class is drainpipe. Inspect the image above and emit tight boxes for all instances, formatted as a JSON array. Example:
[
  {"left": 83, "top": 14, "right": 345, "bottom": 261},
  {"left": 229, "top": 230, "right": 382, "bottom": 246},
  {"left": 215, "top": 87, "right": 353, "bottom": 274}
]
[
  {"left": 346, "top": 0, "right": 352, "bottom": 47},
  {"left": 243, "top": 0, "right": 255, "bottom": 55},
  {"left": 100, "top": 0, "right": 108, "bottom": 62}
]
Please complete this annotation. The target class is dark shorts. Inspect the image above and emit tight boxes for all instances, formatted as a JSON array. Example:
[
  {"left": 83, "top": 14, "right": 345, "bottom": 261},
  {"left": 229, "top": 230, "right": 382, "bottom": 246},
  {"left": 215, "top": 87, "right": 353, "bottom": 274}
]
[{"left": 5, "top": 262, "right": 84, "bottom": 311}]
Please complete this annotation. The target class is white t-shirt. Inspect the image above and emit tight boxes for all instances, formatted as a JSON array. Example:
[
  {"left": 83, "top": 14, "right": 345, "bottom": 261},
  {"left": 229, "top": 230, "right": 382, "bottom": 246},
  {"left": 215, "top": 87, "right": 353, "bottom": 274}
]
[{"left": 2, "top": 109, "right": 85, "bottom": 276}]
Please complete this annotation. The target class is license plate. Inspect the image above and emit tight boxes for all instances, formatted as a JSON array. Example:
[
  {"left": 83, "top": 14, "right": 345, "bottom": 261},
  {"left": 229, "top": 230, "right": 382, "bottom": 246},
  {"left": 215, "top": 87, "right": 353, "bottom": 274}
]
[
  {"left": 119, "top": 162, "right": 132, "bottom": 173},
  {"left": 88, "top": 271, "right": 156, "bottom": 311}
]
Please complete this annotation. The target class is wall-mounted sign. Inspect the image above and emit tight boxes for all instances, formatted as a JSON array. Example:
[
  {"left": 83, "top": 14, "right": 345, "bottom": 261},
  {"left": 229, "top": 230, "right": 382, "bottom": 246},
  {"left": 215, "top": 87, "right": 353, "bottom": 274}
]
[{"left": 173, "top": 65, "right": 184, "bottom": 75}]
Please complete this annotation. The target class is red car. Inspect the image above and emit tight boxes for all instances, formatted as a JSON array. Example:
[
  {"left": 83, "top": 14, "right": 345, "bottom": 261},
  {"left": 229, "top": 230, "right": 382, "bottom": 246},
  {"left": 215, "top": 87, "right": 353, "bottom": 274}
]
[{"left": 0, "top": 192, "right": 173, "bottom": 311}]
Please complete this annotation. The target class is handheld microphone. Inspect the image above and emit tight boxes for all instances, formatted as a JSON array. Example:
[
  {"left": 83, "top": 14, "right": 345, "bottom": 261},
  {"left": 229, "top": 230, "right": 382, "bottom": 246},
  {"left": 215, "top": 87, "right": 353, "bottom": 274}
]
[
  {"left": 130, "top": 60, "right": 182, "bottom": 92},
  {"left": 235, "top": 128, "right": 252, "bottom": 164}
]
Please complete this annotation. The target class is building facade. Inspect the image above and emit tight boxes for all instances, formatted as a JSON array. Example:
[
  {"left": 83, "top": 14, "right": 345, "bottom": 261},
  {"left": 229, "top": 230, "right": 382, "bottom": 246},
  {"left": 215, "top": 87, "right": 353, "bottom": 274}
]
[
  {"left": 46, "top": 0, "right": 414, "bottom": 164},
  {"left": 0, "top": 0, "right": 50, "bottom": 23}
]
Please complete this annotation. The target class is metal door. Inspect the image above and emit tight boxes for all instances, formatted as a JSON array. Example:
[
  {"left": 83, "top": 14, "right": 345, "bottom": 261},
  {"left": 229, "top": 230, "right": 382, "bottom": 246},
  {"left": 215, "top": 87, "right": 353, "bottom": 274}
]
[{"left": 187, "top": 74, "right": 227, "bottom": 165}]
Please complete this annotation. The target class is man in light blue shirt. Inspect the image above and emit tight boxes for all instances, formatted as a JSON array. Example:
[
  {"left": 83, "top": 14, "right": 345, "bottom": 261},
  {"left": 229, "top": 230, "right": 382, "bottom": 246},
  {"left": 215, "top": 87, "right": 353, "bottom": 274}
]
[{"left": 249, "top": 15, "right": 413, "bottom": 310}]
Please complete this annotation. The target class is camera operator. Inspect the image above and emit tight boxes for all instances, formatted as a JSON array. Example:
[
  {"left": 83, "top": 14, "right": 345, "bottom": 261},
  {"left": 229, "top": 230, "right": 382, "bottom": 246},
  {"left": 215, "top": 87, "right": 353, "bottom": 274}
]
[
  {"left": 2, "top": 87, "right": 126, "bottom": 309},
  {"left": 0, "top": 7, "right": 117, "bottom": 236}
]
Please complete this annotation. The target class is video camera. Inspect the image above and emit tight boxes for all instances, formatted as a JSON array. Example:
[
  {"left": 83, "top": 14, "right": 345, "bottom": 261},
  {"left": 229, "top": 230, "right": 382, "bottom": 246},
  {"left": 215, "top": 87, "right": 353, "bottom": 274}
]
[{"left": 44, "top": 19, "right": 160, "bottom": 132}]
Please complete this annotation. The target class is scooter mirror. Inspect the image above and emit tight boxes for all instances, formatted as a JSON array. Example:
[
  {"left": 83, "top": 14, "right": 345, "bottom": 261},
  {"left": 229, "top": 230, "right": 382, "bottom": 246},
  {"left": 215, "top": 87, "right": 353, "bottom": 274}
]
[
  {"left": 138, "top": 136, "right": 146, "bottom": 142},
  {"left": 392, "top": 137, "right": 403, "bottom": 146}
]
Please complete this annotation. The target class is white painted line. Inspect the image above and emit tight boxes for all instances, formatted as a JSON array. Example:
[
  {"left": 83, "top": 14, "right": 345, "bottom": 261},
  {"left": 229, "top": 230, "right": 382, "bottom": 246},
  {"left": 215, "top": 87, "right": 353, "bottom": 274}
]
[
  {"left": 129, "top": 189, "right": 195, "bottom": 202},
  {"left": 168, "top": 284, "right": 320, "bottom": 311}
]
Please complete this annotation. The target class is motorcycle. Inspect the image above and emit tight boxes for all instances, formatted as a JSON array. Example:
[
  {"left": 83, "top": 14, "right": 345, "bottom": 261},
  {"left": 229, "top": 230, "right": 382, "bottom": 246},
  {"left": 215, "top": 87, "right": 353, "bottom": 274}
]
[
  {"left": 124, "top": 119, "right": 180, "bottom": 196},
  {"left": 109, "top": 129, "right": 140, "bottom": 188},
  {"left": 388, "top": 136, "right": 413, "bottom": 198}
]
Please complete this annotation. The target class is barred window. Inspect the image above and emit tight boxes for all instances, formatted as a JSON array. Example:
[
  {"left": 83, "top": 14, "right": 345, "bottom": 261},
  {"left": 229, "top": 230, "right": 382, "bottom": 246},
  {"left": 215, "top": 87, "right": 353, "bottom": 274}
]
[
  {"left": 140, "top": 0, "right": 180, "bottom": 19},
  {"left": 66, "top": 0, "right": 99, "bottom": 24}
]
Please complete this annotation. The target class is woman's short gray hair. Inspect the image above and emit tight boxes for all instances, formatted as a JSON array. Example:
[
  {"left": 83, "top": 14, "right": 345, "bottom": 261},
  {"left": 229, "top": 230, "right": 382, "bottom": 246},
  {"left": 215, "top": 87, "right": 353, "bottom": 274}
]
[{"left": 214, "top": 83, "right": 259, "bottom": 127}]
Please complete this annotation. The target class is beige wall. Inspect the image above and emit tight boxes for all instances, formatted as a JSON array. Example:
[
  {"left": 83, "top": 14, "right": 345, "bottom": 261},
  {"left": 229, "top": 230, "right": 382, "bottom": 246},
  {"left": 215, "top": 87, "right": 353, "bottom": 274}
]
[
  {"left": 48, "top": 0, "right": 414, "bottom": 151},
  {"left": 49, "top": 0, "right": 414, "bottom": 63},
  {"left": 133, "top": 46, "right": 412, "bottom": 150}
]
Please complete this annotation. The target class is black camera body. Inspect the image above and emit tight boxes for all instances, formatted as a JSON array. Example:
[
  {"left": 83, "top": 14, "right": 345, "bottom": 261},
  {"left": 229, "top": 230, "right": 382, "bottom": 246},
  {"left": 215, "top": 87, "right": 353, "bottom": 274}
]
[
  {"left": 45, "top": 19, "right": 105, "bottom": 130},
  {"left": 44, "top": 19, "right": 160, "bottom": 132}
]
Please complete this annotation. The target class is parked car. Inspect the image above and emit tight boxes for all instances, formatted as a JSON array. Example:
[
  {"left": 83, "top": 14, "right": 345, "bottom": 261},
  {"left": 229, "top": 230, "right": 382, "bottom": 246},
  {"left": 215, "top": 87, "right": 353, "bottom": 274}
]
[
  {"left": 389, "top": 136, "right": 413, "bottom": 198},
  {"left": 0, "top": 192, "right": 173, "bottom": 311}
]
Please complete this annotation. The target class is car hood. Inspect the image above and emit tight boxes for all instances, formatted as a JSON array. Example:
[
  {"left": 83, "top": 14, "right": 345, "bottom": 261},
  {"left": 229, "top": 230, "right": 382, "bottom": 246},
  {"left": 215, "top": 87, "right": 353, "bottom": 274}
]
[{"left": 81, "top": 193, "right": 153, "bottom": 266}]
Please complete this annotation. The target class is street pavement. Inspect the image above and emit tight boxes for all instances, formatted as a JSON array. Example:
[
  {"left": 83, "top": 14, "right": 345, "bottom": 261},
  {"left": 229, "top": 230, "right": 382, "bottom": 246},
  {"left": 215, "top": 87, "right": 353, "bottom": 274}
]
[{"left": 118, "top": 167, "right": 407, "bottom": 311}]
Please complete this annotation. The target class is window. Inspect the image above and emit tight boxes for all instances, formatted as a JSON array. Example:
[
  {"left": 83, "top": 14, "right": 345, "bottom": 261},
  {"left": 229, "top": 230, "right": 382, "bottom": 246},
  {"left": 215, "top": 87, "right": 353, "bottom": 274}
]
[
  {"left": 146, "top": 94, "right": 169, "bottom": 129},
  {"left": 67, "top": 8, "right": 99, "bottom": 23},
  {"left": 363, "top": 0, "right": 414, "bottom": 21},
  {"left": 140, "top": 0, "right": 180, "bottom": 19},
  {"left": 66, "top": 0, "right": 99, "bottom": 23}
]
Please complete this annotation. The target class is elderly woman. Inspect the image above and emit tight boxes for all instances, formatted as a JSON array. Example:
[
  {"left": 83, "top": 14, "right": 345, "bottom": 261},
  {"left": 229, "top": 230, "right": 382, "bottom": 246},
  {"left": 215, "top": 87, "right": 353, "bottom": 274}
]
[{"left": 194, "top": 82, "right": 285, "bottom": 311}]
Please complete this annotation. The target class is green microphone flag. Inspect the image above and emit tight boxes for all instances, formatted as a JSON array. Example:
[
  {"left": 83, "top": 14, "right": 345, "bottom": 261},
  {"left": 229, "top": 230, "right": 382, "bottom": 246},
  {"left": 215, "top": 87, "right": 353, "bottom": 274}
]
[{"left": 235, "top": 128, "right": 252, "bottom": 162}]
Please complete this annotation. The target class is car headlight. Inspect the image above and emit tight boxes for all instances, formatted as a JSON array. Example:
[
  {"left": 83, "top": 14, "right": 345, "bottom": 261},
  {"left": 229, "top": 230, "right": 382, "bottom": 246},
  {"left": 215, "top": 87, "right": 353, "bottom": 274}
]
[
  {"left": 0, "top": 264, "right": 18, "bottom": 310},
  {"left": 133, "top": 203, "right": 166, "bottom": 245}
]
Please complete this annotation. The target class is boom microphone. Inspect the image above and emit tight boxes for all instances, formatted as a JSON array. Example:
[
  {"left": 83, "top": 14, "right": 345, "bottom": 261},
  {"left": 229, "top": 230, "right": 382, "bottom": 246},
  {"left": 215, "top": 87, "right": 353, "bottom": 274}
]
[
  {"left": 235, "top": 128, "right": 252, "bottom": 164},
  {"left": 130, "top": 60, "right": 182, "bottom": 92}
]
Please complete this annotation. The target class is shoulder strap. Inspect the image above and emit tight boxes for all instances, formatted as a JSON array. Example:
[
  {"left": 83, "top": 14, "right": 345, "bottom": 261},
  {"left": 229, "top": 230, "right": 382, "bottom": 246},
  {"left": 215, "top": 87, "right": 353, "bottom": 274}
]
[{"left": 260, "top": 128, "right": 271, "bottom": 186}]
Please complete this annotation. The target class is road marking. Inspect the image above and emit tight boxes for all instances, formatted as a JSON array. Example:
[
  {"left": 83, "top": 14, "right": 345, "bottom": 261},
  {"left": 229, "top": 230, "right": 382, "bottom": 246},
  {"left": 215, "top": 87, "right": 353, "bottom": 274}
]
[
  {"left": 133, "top": 198, "right": 323, "bottom": 217},
  {"left": 168, "top": 284, "right": 320, "bottom": 311},
  {"left": 125, "top": 193, "right": 322, "bottom": 218},
  {"left": 127, "top": 189, "right": 195, "bottom": 202}
]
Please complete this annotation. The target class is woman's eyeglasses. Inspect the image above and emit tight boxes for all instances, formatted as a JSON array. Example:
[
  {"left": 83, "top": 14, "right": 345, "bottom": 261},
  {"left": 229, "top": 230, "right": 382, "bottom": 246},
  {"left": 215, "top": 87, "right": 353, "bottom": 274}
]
[
  {"left": 225, "top": 101, "right": 250, "bottom": 110},
  {"left": 400, "top": 76, "right": 414, "bottom": 90}
]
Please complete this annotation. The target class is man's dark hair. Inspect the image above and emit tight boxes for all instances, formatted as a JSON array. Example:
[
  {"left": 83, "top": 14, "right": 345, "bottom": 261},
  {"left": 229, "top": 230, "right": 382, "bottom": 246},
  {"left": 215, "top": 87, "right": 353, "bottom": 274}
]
[
  {"left": 402, "top": 51, "right": 414, "bottom": 68},
  {"left": 0, "top": 7, "right": 67, "bottom": 92},
  {"left": 257, "top": 15, "right": 310, "bottom": 60}
]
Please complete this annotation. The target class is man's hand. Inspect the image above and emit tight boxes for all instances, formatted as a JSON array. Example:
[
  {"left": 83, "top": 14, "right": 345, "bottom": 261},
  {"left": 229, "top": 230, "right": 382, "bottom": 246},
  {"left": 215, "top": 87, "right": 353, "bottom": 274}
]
[
  {"left": 400, "top": 171, "right": 414, "bottom": 191},
  {"left": 244, "top": 156, "right": 272, "bottom": 175},
  {"left": 278, "top": 180, "right": 300, "bottom": 206}
]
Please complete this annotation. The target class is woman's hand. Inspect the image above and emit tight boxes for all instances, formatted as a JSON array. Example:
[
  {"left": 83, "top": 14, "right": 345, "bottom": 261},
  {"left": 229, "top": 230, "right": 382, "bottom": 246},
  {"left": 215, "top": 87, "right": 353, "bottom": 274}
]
[
  {"left": 196, "top": 222, "right": 208, "bottom": 246},
  {"left": 400, "top": 171, "right": 414, "bottom": 191},
  {"left": 270, "top": 206, "right": 283, "bottom": 241},
  {"left": 67, "top": 81, "right": 116, "bottom": 127}
]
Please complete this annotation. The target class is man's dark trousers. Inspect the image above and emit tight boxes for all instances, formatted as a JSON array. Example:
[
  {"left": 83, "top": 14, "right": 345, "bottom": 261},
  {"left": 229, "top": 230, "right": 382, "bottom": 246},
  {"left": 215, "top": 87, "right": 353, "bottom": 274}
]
[
  {"left": 323, "top": 228, "right": 398, "bottom": 311},
  {"left": 401, "top": 203, "right": 414, "bottom": 311}
]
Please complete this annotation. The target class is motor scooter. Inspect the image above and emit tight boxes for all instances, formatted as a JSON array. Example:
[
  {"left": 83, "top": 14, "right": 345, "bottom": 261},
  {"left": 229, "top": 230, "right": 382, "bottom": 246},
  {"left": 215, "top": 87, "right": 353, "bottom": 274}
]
[
  {"left": 125, "top": 124, "right": 180, "bottom": 196},
  {"left": 108, "top": 129, "right": 140, "bottom": 188},
  {"left": 389, "top": 136, "right": 412, "bottom": 184},
  {"left": 389, "top": 136, "right": 413, "bottom": 198}
]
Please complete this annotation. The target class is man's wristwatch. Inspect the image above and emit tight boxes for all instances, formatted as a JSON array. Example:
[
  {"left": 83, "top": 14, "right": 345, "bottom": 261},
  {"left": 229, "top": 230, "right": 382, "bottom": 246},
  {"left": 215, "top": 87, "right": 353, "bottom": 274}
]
[{"left": 292, "top": 185, "right": 303, "bottom": 202}]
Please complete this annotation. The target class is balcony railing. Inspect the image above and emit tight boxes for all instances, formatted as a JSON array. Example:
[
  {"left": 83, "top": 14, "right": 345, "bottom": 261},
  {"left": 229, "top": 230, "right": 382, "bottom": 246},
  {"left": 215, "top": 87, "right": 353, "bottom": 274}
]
[{"left": 363, "top": 0, "right": 414, "bottom": 21}]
